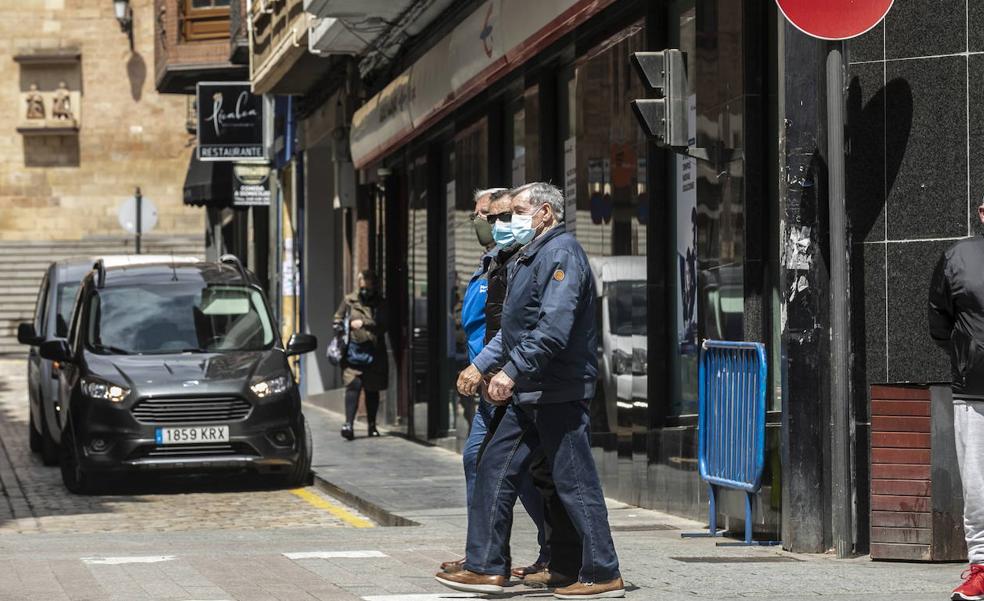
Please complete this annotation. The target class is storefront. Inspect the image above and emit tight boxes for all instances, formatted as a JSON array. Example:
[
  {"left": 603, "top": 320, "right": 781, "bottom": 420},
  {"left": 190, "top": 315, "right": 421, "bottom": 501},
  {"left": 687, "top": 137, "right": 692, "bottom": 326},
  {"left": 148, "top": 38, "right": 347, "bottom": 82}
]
[{"left": 348, "top": 0, "right": 778, "bottom": 530}]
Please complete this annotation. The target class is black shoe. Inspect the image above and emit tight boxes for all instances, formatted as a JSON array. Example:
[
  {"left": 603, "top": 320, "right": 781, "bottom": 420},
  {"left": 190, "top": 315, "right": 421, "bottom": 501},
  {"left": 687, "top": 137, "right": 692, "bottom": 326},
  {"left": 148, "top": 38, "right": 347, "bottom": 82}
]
[
  {"left": 341, "top": 423, "right": 354, "bottom": 440},
  {"left": 367, "top": 422, "right": 380, "bottom": 437}
]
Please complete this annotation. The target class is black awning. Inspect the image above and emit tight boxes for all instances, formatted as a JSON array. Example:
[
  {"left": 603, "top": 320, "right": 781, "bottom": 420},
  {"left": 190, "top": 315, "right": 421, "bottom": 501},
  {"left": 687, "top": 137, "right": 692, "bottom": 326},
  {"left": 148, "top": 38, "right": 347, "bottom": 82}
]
[{"left": 183, "top": 151, "right": 233, "bottom": 207}]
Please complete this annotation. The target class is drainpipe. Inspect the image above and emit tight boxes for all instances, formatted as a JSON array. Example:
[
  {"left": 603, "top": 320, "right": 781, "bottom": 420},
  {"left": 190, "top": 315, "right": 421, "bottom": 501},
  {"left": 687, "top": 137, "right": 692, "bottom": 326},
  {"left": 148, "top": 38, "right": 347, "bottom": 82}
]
[{"left": 826, "top": 40, "right": 855, "bottom": 559}]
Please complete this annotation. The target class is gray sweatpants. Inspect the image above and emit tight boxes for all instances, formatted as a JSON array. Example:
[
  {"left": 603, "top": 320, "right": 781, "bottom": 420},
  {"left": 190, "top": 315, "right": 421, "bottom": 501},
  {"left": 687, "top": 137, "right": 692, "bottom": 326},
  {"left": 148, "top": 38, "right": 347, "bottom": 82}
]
[{"left": 955, "top": 399, "right": 984, "bottom": 564}]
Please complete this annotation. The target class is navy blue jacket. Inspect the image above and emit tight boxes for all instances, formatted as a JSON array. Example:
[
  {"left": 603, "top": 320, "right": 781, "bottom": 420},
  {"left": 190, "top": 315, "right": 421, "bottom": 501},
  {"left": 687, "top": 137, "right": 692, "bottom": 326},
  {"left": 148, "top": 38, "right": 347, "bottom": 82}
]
[{"left": 473, "top": 225, "right": 597, "bottom": 404}]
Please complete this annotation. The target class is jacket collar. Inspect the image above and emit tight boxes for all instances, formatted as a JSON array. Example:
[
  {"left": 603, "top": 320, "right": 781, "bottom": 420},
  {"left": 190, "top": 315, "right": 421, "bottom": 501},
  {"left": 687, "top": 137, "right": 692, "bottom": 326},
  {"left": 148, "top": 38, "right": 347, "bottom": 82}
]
[{"left": 518, "top": 224, "right": 566, "bottom": 263}]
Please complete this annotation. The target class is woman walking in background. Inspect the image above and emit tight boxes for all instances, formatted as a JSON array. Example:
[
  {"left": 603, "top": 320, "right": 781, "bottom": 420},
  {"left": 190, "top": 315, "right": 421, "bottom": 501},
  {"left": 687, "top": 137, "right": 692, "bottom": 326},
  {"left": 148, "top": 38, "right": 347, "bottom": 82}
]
[{"left": 333, "top": 270, "right": 388, "bottom": 440}]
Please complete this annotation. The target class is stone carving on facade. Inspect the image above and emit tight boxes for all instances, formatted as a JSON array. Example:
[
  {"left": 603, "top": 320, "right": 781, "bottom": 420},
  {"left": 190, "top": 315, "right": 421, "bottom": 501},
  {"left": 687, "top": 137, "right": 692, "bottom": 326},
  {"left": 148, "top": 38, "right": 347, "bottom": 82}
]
[
  {"left": 52, "top": 81, "right": 73, "bottom": 121},
  {"left": 25, "top": 83, "right": 45, "bottom": 119}
]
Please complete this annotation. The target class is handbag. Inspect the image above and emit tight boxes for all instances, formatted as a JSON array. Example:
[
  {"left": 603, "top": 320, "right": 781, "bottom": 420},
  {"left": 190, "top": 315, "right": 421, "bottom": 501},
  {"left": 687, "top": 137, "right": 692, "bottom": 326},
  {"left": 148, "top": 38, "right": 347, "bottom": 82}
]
[
  {"left": 346, "top": 339, "right": 375, "bottom": 366},
  {"left": 326, "top": 334, "right": 345, "bottom": 366},
  {"left": 340, "top": 302, "right": 376, "bottom": 367}
]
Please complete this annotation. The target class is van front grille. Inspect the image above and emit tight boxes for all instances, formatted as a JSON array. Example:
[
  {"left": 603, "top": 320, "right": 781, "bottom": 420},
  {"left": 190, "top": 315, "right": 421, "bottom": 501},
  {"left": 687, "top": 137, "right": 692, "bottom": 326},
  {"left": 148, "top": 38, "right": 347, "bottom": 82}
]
[{"left": 131, "top": 396, "right": 251, "bottom": 424}]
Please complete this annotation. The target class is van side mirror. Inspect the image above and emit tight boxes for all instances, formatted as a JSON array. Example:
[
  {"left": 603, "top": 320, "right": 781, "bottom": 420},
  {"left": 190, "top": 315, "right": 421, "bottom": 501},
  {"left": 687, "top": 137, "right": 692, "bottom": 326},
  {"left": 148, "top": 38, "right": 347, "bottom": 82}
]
[
  {"left": 17, "top": 322, "right": 40, "bottom": 345},
  {"left": 286, "top": 333, "right": 317, "bottom": 356},
  {"left": 39, "top": 339, "right": 72, "bottom": 363}
]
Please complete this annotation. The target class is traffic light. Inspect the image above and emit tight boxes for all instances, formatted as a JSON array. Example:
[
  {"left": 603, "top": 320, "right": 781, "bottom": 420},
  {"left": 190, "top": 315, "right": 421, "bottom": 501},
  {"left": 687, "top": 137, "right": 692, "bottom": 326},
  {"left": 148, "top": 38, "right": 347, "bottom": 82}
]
[{"left": 630, "top": 50, "right": 689, "bottom": 148}]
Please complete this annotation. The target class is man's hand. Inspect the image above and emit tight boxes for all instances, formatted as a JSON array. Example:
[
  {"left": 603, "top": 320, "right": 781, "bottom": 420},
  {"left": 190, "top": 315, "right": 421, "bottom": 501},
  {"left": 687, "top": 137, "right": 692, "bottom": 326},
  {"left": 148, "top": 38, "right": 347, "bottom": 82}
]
[
  {"left": 350, "top": 319, "right": 364, "bottom": 330},
  {"left": 457, "top": 364, "right": 483, "bottom": 396},
  {"left": 487, "top": 371, "right": 515, "bottom": 403}
]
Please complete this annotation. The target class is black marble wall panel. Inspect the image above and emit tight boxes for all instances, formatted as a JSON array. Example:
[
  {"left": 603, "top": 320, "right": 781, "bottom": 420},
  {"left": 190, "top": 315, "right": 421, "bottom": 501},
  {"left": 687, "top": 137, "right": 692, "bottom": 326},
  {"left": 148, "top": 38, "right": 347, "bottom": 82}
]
[
  {"left": 846, "top": 61, "right": 886, "bottom": 244},
  {"left": 851, "top": 242, "right": 887, "bottom": 408},
  {"left": 970, "top": 1, "right": 984, "bottom": 52},
  {"left": 849, "top": 21, "right": 883, "bottom": 64},
  {"left": 885, "top": 0, "right": 965, "bottom": 60},
  {"left": 968, "top": 54, "right": 984, "bottom": 228},
  {"left": 886, "top": 239, "right": 954, "bottom": 383},
  {"left": 885, "top": 56, "right": 966, "bottom": 240}
]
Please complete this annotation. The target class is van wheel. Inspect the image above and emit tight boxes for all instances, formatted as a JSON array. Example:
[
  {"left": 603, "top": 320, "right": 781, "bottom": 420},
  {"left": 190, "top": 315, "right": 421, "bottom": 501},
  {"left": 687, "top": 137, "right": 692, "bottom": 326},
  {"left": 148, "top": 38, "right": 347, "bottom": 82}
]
[
  {"left": 60, "top": 425, "right": 95, "bottom": 495},
  {"left": 39, "top": 409, "right": 59, "bottom": 466},
  {"left": 29, "top": 410, "right": 42, "bottom": 453},
  {"left": 286, "top": 417, "right": 313, "bottom": 488}
]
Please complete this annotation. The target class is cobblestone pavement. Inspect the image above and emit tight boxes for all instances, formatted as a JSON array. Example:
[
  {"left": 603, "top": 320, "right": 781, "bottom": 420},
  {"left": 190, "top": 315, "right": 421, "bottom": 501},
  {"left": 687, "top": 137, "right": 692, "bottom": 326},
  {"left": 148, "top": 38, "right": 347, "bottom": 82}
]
[
  {"left": 0, "top": 360, "right": 371, "bottom": 534},
  {"left": 0, "top": 359, "right": 972, "bottom": 600}
]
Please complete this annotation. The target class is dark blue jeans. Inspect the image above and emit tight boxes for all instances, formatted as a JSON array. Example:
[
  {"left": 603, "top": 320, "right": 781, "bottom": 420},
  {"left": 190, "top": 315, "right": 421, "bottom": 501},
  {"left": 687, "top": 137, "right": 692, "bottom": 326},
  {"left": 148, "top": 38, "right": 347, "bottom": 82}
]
[
  {"left": 464, "top": 400, "right": 619, "bottom": 583},
  {"left": 463, "top": 398, "right": 548, "bottom": 564}
]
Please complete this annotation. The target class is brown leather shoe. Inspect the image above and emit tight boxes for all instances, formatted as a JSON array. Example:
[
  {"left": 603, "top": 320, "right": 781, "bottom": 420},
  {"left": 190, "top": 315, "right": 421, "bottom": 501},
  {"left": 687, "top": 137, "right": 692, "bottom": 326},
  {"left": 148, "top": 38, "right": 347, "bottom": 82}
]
[
  {"left": 511, "top": 561, "right": 548, "bottom": 578},
  {"left": 434, "top": 570, "right": 507, "bottom": 594},
  {"left": 440, "top": 557, "right": 465, "bottom": 573},
  {"left": 554, "top": 577, "right": 625, "bottom": 599},
  {"left": 524, "top": 569, "right": 577, "bottom": 588}
]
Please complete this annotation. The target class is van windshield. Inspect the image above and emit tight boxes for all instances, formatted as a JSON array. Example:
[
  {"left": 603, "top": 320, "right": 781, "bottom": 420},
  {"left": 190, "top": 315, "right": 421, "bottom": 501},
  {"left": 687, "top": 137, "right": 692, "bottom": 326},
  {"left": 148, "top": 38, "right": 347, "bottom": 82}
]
[
  {"left": 606, "top": 280, "right": 647, "bottom": 337},
  {"left": 86, "top": 284, "right": 275, "bottom": 354}
]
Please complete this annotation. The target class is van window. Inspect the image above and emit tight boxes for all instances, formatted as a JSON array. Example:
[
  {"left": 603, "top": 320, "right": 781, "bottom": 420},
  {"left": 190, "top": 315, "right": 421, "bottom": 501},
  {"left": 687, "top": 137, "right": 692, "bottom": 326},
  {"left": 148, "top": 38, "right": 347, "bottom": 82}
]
[
  {"left": 86, "top": 283, "right": 274, "bottom": 354},
  {"left": 55, "top": 282, "right": 80, "bottom": 337},
  {"left": 33, "top": 272, "right": 50, "bottom": 337}
]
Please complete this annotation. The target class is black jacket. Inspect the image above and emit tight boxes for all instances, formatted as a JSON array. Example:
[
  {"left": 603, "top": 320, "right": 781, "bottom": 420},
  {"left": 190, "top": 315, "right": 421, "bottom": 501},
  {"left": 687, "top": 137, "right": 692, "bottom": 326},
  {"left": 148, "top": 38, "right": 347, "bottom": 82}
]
[
  {"left": 484, "top": 247, "right": 518, "bottom": 346},
  {"left": 929, "top": 235, "right": 984, "bottom": 396}
]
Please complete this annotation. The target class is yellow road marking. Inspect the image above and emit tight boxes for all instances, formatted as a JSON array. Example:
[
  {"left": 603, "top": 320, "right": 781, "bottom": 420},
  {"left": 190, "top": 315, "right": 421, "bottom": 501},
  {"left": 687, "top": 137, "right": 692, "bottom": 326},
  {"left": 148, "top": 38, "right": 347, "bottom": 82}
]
[{"left": 289, "top": 488, "right": 375, "bottom": 528}]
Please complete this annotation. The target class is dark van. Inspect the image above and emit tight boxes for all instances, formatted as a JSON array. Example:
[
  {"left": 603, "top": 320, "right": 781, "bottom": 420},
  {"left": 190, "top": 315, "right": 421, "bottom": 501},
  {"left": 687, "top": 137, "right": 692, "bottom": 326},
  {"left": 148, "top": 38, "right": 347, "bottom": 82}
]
[{"left": 40, "top": 256, "right": 316, "bottom": 493}]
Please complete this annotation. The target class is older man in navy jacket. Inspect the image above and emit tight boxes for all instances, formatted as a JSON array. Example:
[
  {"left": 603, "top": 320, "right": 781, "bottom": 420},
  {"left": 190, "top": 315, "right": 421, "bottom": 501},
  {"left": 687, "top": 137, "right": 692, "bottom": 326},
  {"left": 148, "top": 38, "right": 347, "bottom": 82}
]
[{"left": 437, "top": 183, "right": 623, "bottom": 599}]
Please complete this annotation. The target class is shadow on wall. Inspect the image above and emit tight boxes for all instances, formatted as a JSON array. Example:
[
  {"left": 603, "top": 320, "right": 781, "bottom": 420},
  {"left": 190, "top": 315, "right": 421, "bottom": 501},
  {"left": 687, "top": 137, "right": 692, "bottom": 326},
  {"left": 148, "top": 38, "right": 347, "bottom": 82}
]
[
  {"left": 127, "top": 52, "right": 146, "bottom": 102},
  {"left": 846, "top": 75, "right": 913, "bottom": 397},
  {"left": 22, "top": 135, "right": 80, "bottom": 168}
]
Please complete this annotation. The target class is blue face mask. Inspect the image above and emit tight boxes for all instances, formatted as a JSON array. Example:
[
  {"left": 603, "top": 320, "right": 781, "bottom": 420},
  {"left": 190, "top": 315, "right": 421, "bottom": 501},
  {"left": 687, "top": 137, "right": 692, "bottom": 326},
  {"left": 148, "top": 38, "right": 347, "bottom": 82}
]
[{"left": 492, "top": 220, "right": 516, "bottom": 250}]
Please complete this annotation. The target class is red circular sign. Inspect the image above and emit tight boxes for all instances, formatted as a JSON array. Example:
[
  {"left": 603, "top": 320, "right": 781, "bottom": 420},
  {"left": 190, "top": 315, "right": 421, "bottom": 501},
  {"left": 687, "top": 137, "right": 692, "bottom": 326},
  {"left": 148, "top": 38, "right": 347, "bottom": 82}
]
[{"left": 776, "top": 0, "right": 894, "bottom": 40}]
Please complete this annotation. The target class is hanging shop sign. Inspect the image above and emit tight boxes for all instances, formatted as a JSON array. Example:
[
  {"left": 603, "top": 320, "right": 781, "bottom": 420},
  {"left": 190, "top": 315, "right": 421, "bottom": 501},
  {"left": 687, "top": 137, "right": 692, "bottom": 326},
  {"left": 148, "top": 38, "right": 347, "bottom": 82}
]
[
  {"left": 232, "top": 163, "right": 272, "bottom": 207},
  {"left": 776, "top": 0, "right": 894, "bottom": 40},
  {"left": 196, "top": 82, "right": 264, "bottom": 161}
]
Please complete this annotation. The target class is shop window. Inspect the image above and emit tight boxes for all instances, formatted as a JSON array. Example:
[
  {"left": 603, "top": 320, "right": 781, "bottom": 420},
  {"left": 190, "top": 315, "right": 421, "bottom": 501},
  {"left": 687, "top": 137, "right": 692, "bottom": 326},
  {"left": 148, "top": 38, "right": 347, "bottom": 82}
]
[
  {"left": 570, "top": 22, "right": 650, "bottom": 439},
  {"left": 407, "top": 153, "right": 430, "bottom": 428},
  {"left": 182, "top": 0, "right": 232, "bottom": 42}
]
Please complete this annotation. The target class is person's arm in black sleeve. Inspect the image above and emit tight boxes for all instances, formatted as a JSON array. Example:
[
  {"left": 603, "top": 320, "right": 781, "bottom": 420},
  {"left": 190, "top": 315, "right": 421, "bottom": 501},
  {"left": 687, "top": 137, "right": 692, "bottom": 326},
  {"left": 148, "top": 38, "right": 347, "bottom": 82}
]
[{"left": 928, "top": 252, "right": 954, "bottom": 349}]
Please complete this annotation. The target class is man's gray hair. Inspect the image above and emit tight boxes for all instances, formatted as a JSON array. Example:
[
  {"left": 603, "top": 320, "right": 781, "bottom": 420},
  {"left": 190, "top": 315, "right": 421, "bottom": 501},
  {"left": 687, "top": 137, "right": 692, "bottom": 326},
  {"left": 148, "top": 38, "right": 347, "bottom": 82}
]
[
  {"left": 474, "top": 187, "right": 508, "bottom": 203},
  {"left": 509, "top": 182, "right": 565, "bottom": 222}
]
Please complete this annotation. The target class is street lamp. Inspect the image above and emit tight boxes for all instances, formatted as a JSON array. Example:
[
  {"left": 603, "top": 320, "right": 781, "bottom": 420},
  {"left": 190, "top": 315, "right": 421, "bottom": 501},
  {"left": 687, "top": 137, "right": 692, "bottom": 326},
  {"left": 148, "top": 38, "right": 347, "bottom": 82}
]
[{"left": 113, "top": 0, "right": 134, "bottom": 49}]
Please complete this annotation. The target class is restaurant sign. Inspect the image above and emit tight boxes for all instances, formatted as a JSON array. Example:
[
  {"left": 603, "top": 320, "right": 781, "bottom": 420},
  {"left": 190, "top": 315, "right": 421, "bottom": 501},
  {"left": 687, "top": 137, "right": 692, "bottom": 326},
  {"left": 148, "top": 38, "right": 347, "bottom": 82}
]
[{"left": 196, "top": 82, "right": 264, "bottom": 161}]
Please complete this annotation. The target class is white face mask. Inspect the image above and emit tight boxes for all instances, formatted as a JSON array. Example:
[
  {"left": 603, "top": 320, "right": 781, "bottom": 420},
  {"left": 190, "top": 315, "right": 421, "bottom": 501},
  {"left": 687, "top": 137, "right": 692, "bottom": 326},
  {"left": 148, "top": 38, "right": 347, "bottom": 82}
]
[{"left": 510, "top": 213, "right": 536, "bottom": 246}]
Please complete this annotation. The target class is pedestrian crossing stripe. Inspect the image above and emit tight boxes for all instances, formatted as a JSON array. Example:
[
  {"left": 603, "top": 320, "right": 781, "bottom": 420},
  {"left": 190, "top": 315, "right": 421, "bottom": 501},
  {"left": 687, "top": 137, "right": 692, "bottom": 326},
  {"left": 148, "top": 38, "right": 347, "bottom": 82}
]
[
  {"left": 289, "top": 488, "right": 375, "bottom": 528},
  {"left": 362, "top": 593, "right": 479, "bottom": 601},
  {"left": 284, "top": 550, "right": 387, "bottom": 559},
  {"left": 82, "top": 556, "right": 176, "bottom": 565}
]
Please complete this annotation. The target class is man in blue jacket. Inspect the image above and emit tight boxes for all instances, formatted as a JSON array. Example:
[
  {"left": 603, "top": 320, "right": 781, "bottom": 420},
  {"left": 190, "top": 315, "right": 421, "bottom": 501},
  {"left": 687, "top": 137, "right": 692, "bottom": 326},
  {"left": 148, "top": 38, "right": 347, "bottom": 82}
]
[
  {"left": 442, "top": 188, "right": 548, "bottom": 575},
  {"left": 437, "top": 183, "right": 623, "bottom": 599}
]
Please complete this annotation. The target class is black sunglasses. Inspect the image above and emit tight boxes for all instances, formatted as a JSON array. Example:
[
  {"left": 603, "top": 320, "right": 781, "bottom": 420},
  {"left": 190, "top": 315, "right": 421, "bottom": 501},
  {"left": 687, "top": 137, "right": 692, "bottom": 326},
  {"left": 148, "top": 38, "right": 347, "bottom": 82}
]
[{"left": 487, "top": 212, "right": 512, "bottom": 225}]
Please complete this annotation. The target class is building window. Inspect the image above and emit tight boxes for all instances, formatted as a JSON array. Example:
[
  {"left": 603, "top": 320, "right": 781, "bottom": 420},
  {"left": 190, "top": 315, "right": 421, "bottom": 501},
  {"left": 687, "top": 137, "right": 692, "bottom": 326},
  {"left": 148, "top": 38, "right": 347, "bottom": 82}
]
[{"left": 182, "top": 0, "right": 231, "bottom": 41}]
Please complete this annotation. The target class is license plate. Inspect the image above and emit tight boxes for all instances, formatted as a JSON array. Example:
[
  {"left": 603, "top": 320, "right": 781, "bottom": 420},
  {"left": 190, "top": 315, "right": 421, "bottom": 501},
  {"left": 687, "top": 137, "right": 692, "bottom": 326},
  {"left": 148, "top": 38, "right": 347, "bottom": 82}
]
[{"left": 155, "top": 425, "right": 230, "bottom": 445}]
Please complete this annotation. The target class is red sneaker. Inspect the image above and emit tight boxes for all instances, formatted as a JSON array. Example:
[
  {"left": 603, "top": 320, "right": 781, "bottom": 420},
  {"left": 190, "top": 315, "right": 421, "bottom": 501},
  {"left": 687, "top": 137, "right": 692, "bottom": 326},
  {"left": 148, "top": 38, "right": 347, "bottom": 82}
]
[{"left": 954, "top": 564, "right": 984, "bottom": 600}]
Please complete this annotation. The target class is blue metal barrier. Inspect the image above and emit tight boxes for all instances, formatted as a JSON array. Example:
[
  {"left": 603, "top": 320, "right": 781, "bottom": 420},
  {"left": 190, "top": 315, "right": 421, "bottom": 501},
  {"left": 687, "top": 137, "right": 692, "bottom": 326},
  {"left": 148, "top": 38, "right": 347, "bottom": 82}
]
[{"left": 682, "top": 340, "right": 779, "bottom": 546}]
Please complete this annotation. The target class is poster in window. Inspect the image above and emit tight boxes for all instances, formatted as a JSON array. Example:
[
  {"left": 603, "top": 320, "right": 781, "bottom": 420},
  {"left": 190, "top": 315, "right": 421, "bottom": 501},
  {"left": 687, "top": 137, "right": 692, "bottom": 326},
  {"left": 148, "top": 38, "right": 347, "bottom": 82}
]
[
  {"left": 196, "top": 82, "right": 264, "bottom": 161},
  {"left": 232, "top": 163, "right": 271, "bottom": 206},
  {"left": 676, "top": 94, "right": 698, "bottom": 354},
  {"left": 564, "top": 137, "right": 576, "bottom": 234}
]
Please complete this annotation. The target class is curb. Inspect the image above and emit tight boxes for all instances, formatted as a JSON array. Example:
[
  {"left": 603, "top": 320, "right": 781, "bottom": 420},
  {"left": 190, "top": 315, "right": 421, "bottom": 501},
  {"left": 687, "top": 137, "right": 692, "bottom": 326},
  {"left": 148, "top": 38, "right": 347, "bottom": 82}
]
[{"left": 310, "top": 472, "right": 419, "bottom": 528}]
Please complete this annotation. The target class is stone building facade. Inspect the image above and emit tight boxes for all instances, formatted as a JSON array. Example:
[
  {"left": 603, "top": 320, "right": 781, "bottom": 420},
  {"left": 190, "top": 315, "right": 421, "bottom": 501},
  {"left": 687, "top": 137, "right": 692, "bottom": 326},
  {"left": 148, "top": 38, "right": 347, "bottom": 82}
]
[{"left": 0, "top": 0, "right": 202, "bottom": 241}]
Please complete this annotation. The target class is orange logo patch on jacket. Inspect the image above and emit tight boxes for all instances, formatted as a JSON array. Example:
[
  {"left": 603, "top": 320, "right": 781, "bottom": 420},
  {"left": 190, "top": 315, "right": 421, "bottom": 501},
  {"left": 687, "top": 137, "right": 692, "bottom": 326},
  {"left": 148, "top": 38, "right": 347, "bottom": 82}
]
[{"left": 553, "top": 269, "right": 565, "bottom": 282}]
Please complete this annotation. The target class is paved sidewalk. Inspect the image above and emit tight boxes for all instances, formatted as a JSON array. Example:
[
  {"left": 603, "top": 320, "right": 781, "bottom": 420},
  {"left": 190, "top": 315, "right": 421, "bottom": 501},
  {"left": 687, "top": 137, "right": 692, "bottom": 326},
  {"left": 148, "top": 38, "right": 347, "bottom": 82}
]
[
  {"left": 301, "top": 401, "right": 967, "bottom": 600},
  {"left": 304, "top": 405, "right": 466, "bottom": 525}
]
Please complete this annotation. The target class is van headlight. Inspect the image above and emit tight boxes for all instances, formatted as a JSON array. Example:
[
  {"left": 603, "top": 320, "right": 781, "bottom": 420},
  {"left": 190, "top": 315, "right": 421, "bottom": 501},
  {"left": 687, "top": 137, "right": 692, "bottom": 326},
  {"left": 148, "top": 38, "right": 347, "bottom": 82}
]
[
  {"left": 612, "top": 350, "right": 633, "bottom": 375},
  {"left": 81, "top": 376, "right": 129, "bottom": 403},
  {"left": 250, "top": 375, "right": 291, "bottom": 398}
]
